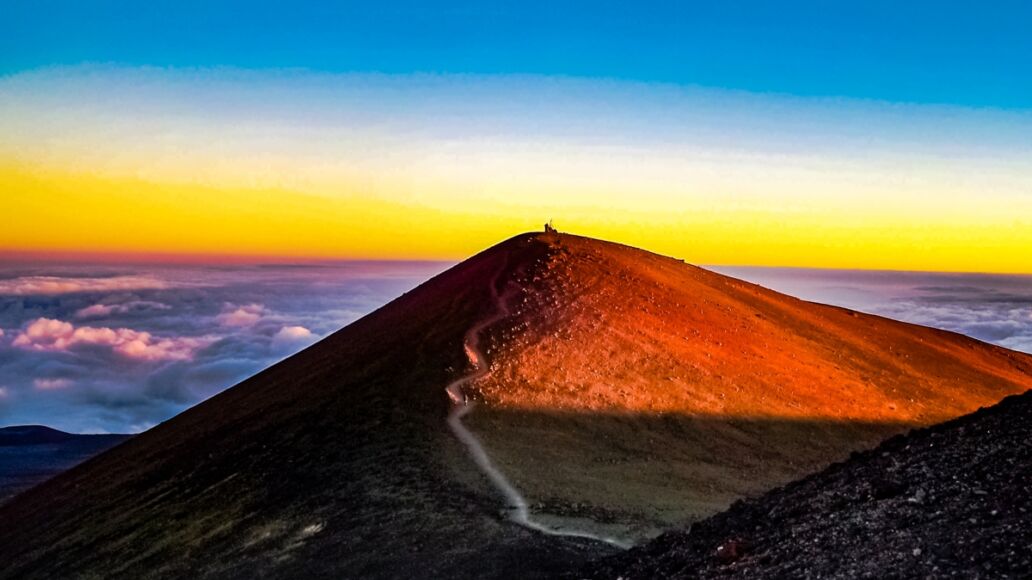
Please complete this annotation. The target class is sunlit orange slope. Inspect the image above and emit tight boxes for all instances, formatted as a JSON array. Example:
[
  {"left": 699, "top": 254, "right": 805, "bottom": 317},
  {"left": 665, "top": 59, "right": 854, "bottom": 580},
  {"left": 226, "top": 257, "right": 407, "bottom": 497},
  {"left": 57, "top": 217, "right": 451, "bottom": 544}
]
[
  {"left": 458, "top": 231, "right": 1032, "bottom": 538},
  {"left": 475, "top": 231, "right": 1032, "bottom": 422}
]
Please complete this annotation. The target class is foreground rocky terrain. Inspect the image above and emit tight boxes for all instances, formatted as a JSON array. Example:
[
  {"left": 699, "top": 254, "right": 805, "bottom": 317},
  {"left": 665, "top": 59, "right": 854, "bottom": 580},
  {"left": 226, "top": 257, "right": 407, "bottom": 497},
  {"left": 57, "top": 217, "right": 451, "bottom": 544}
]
[{"left": 577, "top": 389, "right": 1032, "bottom": 579}]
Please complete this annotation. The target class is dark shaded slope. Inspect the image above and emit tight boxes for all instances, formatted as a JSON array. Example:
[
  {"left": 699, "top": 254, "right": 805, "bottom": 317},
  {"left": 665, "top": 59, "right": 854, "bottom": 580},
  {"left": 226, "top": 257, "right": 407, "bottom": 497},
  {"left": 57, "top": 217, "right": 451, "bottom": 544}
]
[
  {"left": 0, "top": 426, "right": 129, "bottom": 503},
  {"left": 0, "top": 234, "right": 607, "bottom": 580},
  {"left": 577, "top": 390, "right": 1032, "bottom": 579}
]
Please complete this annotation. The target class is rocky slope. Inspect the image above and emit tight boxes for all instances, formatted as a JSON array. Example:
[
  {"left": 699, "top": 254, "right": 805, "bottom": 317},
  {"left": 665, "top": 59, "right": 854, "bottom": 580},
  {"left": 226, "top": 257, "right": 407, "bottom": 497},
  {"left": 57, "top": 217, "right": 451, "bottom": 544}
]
[
  {"left": 576, "top": 389, "right": 1032, "bottom": 579},
  {"left": 1, "top": 231, "right": 1030, "bottom": 578}
]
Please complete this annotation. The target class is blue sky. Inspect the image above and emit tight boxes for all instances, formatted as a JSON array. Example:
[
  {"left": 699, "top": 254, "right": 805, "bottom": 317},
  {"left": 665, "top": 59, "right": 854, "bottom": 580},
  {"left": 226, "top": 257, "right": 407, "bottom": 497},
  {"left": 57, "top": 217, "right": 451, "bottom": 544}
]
[{"left": 4, "top": 1, "right": 1031, "bottom": 108}]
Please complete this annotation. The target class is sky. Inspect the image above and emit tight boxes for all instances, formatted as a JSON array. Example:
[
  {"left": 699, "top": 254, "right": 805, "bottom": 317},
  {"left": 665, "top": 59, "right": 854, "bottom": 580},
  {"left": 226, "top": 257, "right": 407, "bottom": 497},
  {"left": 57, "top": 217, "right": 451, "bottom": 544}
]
[{"left": 2, "top": 1, "right": 1031, "bottom": 272}]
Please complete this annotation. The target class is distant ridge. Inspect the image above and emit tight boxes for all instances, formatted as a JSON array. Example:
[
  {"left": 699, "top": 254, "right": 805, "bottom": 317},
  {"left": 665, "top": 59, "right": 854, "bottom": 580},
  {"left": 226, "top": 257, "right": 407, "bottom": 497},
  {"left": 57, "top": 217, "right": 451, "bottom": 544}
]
[
  {"left": 0, "top": 425, "right": 130, "bottom": 504},
  {"left": 0, "top": 425, "right": 75, "bottom": 445},
  {"left": 1, "top": 231, "right": 1030, "bottom": 579},
  {"left": 0, "top": 425, "right": 128, "bottom": 445}
]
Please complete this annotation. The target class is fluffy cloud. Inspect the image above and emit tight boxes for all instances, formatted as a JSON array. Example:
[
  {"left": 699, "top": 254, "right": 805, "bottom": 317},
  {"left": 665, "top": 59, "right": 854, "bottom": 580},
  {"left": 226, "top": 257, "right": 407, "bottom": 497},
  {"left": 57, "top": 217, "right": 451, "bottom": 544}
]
[
  {"left": 272, "top": 325, "right": 316, "bottom": 350},
  {"left": 75, "top": 304, "right": 114, "bottom": 318},
  {"left": 0, "top": 275, "right": 172, "bottom": 296},
  {"left": 274, "top": 325, "right": 313, "bottom": 341},
  {"left": 34, "top": 378, "right": 73, "bottom": 390},
  {"left": 216, "top": 303, "right": 267, "bottom": 327},
  {"left": 13, "top": 318, "right": 74, "bottom": 347},
  {"left": 75, "top": 300, "right": 171, "bottom": 319},
  {"left": 13, "top": 317, "right": 213, "bottom": 361}
]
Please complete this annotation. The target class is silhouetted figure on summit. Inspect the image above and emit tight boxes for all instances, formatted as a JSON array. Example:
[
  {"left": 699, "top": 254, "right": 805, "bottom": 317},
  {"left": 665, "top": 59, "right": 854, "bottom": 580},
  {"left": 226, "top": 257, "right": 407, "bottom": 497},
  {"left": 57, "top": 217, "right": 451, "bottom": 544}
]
[{"left": 544, "top": 220, "right": 557, "bottom": 234}]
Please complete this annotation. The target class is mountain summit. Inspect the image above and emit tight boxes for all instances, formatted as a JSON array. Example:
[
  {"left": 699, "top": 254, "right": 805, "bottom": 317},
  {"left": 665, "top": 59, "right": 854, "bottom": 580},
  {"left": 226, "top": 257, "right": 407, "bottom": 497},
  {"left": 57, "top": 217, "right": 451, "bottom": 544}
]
[{"left": 1, "top": 232, "right": 1030, "bottom": 579}]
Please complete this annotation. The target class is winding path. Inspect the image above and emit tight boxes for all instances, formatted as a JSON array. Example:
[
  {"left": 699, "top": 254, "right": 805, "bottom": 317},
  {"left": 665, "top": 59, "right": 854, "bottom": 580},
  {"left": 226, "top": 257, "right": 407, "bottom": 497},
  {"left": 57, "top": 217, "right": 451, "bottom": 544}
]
[{"left": 445, "top": 264, "right": 631, "bottom": 550}]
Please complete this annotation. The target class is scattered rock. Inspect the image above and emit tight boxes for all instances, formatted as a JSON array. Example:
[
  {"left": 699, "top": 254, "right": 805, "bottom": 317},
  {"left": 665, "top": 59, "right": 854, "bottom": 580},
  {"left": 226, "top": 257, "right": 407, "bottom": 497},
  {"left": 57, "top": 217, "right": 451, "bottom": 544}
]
[
  {"left": 714, "top": 537, "right": 748, "bottom": 565},
  {"left": 575, "top": 391, "right": 1032, "bottom": 579}
]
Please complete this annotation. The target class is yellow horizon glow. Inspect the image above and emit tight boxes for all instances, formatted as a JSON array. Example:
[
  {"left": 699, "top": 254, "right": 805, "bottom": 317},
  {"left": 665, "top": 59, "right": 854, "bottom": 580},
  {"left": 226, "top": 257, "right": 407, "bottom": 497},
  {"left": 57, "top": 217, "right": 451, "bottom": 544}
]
[
  {"left": 5, "top": 161, "right": 1032, "bottom": 274},
  {"left": 3, "top": 68, "right": 1032, "bottom": 274}
]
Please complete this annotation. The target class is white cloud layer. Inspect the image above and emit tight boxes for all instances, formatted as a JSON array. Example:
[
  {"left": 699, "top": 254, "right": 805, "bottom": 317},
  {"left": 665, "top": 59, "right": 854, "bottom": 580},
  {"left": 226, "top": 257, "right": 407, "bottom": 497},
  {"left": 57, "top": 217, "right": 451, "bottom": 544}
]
[
  {"left": 34, "top": 378, "right": 73, "bottom": 390},
  {"left": 216, "top": 303, "right": 267, "bottom": 327},
  {"left": 719, "top": 267, "right": 1032, "bottom": 355},
  {"left": 0, "top": 260, "right": 446, "bottom": 432},
  {"left": 0, "top": 275, "right": 172, "bottom": 296},
  {"left": 75, "top": 301, "right": 171, "bottom": 319},
  {"left": 13, "top": 317, "right": 213, "bottom": 361}
]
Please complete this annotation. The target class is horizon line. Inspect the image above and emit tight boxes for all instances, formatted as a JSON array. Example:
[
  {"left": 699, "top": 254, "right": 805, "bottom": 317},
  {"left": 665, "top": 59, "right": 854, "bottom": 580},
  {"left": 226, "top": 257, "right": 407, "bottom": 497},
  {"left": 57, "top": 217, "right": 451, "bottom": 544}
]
[{"left": 4, "top": 246, "right": 1031, "bottom": 277}]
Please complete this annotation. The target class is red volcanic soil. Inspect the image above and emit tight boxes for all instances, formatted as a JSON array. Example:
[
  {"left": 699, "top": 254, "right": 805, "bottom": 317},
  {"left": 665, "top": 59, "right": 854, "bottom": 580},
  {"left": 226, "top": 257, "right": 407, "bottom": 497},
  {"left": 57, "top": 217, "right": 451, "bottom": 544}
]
[
  {"left": 0, "top": 231, "right": 1029, "bottom": 579},
  {"left": 479, "top": 232, "right": 1031, "bottom": 422}
]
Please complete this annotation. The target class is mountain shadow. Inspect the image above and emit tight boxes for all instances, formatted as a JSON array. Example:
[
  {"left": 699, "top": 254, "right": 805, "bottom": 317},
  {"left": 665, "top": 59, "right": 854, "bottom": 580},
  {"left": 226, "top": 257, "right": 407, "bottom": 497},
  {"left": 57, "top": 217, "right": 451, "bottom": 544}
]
[{"left": 576, "top": 389, "right": 1032, "bottom": 578}]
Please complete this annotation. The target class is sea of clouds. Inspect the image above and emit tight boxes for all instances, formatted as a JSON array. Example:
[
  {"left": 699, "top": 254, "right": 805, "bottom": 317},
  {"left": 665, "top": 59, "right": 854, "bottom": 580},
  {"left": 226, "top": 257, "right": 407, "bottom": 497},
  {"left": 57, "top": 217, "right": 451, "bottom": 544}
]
[
  {"left": 716, "top": 267, "right": 1032, "bottom": 356},
  {"left": 2, "top": 262, "right": 1029, "bottom": 434},
  {"left": 0, "top": 261, "right": 447, "bottom": 433}
]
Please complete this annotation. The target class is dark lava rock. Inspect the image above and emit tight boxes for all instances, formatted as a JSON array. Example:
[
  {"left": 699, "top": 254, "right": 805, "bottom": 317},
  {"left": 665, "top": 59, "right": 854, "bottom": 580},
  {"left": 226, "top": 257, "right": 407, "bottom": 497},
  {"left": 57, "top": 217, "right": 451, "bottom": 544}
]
[{"left": 575, "top": 390, "right": 1032, "bottom": 579}]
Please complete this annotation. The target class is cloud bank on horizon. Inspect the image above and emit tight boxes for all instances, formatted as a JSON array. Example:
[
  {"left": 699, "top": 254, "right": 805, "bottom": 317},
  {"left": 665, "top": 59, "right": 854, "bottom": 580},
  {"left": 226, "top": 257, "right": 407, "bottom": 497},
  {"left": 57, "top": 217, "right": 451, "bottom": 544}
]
[
  {"left": 718, "top": 267, "right": 1032, "bottom": 356},
  {"left": 2, "top": 259, "right": 1030, "bottom": 434},
  {"left": 0, "top": 261, "right": 447, "bottom": 433}
]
